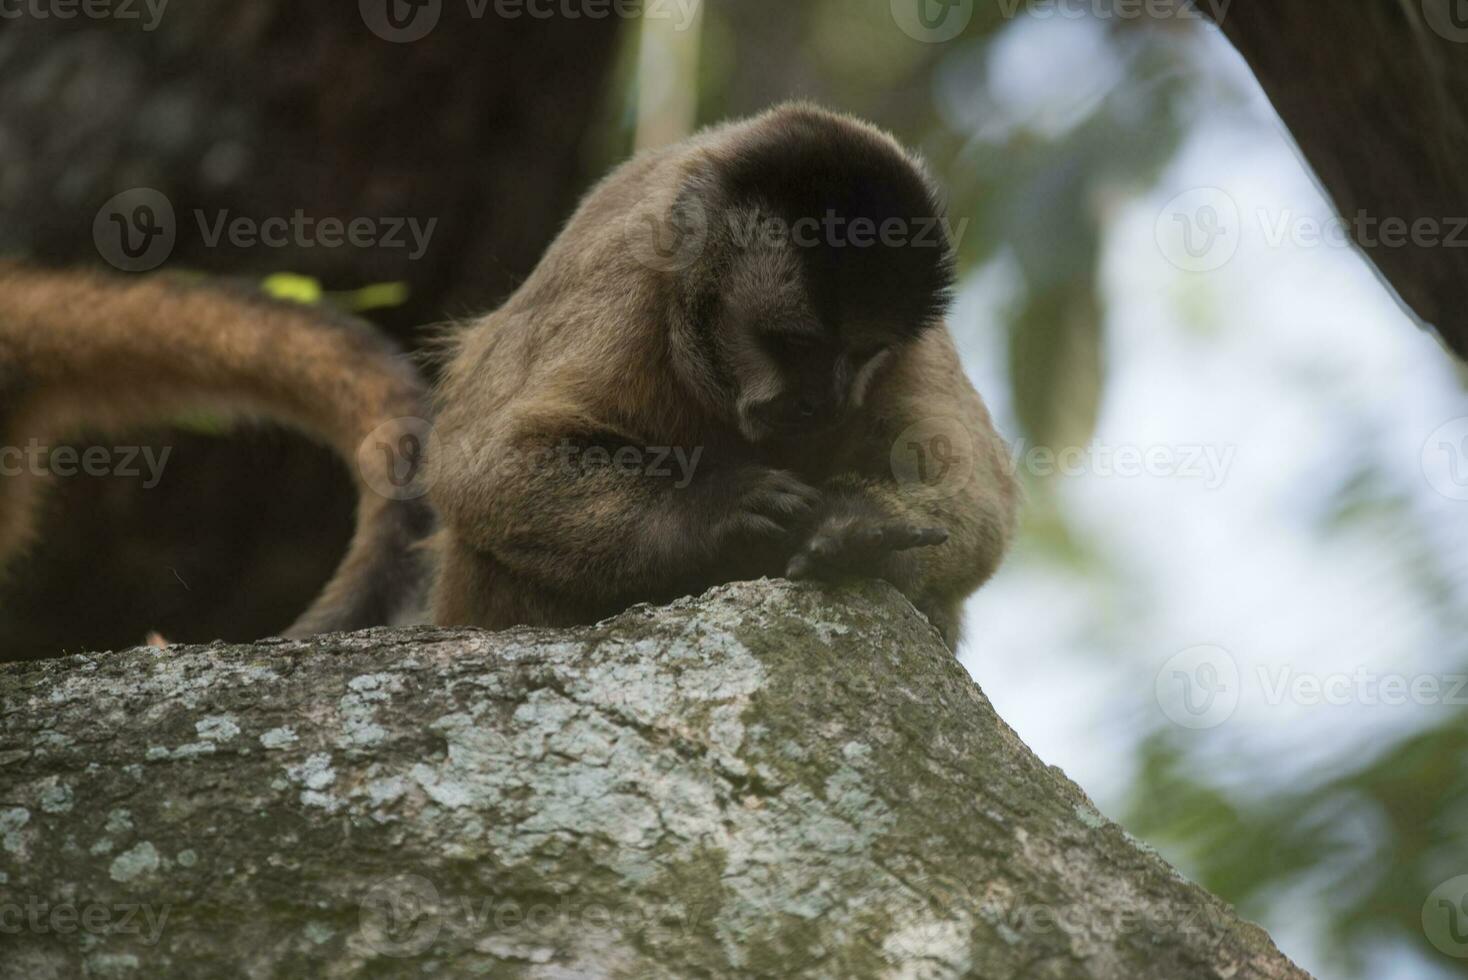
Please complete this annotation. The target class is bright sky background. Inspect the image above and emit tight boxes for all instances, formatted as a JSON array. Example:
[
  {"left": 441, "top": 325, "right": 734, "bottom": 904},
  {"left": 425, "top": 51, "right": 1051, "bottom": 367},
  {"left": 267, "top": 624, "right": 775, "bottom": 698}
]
[{"left": 949, "top": 16, "right": 1468, "bottom": 980}]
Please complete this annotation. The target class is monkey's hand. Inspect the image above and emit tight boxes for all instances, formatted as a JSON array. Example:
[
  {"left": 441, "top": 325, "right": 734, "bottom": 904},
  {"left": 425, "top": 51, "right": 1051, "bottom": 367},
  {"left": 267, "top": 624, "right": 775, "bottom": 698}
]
[
  {"left": 713, "top": 467, "right": 822, "bottom": 546},
  {"left": 784, "top": 498, "right": 947, "bottom": 582}
]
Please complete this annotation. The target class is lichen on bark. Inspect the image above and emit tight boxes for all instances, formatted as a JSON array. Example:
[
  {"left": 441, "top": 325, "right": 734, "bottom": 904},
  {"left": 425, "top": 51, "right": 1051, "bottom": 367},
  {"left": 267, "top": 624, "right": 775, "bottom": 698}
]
[{"left": 0, "top": 579, "right": 1309, "bottom": 978}]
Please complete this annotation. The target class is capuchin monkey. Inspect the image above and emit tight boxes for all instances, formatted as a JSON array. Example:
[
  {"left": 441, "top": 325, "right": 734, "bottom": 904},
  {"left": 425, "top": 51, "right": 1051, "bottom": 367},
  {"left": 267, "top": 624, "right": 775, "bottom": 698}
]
[
  {"left": 0, "top": 103, "right": 1016, "bottom": 651},
  {"left": 428, "top": 103, "right": 1018, "bottom": 648}
]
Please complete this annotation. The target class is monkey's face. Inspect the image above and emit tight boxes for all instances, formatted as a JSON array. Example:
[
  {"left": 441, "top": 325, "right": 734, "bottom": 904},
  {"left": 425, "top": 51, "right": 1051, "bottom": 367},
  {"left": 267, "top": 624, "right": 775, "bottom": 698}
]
[
  {"left": 717, "top": 247, "right": 901, "bottom": 444},
  {"left": 693, "top": 115, "right": 957, "bottom": 445}
]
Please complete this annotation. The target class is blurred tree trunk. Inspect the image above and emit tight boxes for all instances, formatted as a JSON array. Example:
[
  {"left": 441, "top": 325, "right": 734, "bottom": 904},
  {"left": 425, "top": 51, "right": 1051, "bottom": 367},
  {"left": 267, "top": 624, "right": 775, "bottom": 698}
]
[
  {"left": 1200, "top": 0, "right": 1468, "bottom": 359},
  {"left": 0, "top": 4, "right": 622, "bottom": 334},
  {"left": 0, "top": 7, "right": 623, "bottom": 657}
]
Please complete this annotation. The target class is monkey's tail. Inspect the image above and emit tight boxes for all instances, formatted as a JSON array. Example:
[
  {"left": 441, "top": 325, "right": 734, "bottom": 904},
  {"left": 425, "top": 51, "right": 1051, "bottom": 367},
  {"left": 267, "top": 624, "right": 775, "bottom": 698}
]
[{"left": 0, "top": 263, "right": 434, "bottom": 638}]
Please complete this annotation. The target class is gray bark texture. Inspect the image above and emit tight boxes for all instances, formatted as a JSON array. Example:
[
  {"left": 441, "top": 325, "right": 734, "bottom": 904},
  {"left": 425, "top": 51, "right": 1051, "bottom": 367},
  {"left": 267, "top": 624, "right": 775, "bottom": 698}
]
[
  {"left": 1200, "top": 0, "right": 1468, "bottom": 359},
  {"left": 0, "top": 580, "right": 1308, "bottom": 979}
]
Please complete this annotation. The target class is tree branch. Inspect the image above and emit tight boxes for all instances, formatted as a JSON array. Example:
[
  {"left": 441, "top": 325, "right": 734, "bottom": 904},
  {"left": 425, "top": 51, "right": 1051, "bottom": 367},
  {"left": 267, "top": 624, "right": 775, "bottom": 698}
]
[
  {"left": 0, "top": 580, "right": 1307, "bottom": 977},
  {"left": 1201, "top": 0, "right": 1468, "bottom": 358}
]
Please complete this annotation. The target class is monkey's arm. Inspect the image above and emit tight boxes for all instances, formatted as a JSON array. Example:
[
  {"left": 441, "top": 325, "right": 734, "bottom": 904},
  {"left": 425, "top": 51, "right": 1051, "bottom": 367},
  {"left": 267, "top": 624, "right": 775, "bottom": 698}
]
[
  {"left": 429, "top": 403, "right": 819, "bottom": 626},
  {"left": 788, "top": 329, "right": 1019, "bottom": 649}
]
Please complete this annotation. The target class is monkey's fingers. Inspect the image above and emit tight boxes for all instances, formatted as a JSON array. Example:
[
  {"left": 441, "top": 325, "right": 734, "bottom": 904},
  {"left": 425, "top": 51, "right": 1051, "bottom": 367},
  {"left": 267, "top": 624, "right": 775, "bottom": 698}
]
[
  {"left": 728, "top": 468, "right": 821, "bottom": 535},
  {"left": 786, "top": 520, "right": 948, "bottom": 580},
  {"left": 727, "top": 514, "right": 791, "bottom": 540},
  {"left": 751, "top": 470, "right": 822, "bottom": 513},
  {"left": 785, "top": 552, "right": 819, "bottom": 580},
  {"left": 785, "top": 543, "right": 860, "bottom": 580},
  {"left": 810, "top": 521, "right": 947, "bottom": 560},
  {"left": 879, "top": 524, "right": 949, "bottom": 552}
]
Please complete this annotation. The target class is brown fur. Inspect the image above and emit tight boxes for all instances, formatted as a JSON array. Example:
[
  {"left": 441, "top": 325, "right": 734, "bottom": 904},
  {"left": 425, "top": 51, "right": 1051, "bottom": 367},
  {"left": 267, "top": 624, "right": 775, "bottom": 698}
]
[
  {"left": 429, "top": 104, "right": 1018, "bottom": 648},
  {"left": 2, "top": 105, "right": 1016, "bottom": 650},
  {"left": 0, "top": 263, "right": 433, "bottom": 637}
]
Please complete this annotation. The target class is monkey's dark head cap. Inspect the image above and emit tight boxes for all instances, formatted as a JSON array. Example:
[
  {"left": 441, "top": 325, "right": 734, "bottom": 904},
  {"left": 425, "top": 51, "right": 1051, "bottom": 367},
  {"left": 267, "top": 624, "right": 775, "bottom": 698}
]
[{"left": 715, "top": 103, "right": 958, "bottom": 337}]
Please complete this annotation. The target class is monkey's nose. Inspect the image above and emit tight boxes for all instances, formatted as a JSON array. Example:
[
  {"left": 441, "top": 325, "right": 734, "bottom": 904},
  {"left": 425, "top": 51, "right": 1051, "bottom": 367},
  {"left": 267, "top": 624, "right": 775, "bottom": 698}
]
[{"left": 795, "top": 398, "right": 818, "bottom": 418}]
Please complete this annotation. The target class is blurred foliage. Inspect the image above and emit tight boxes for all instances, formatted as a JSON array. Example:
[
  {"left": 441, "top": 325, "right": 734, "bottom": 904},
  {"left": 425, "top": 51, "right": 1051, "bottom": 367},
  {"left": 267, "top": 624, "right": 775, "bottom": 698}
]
[
  {"left": 260, "top": 272, "right": 412, "bottom": 313},
  {"left": 1129, "top": 718, "right": 1468, "bottom": 976}
]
